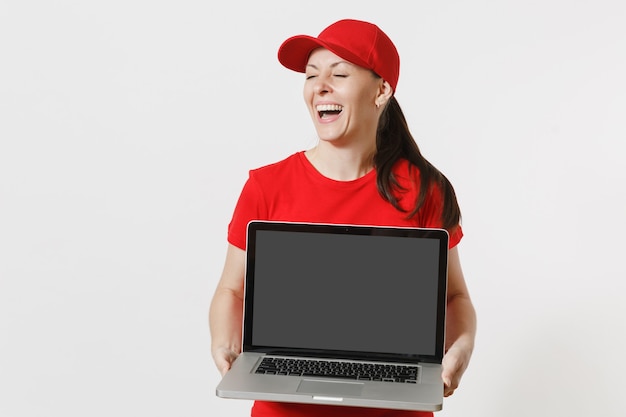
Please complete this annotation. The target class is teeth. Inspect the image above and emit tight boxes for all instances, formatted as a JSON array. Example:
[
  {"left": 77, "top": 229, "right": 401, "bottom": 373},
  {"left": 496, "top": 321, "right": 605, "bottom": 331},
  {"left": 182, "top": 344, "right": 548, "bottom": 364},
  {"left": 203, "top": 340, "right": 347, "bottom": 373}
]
[{"left": 316, "top": 104, "right": 343, "bottom": 112}]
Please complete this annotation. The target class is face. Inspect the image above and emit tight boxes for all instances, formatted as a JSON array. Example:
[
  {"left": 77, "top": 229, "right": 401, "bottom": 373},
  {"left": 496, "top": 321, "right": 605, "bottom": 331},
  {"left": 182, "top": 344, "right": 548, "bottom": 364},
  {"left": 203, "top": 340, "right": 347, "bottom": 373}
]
[{"left": 303, "top": 48, "right": 387, "bottom": 146}]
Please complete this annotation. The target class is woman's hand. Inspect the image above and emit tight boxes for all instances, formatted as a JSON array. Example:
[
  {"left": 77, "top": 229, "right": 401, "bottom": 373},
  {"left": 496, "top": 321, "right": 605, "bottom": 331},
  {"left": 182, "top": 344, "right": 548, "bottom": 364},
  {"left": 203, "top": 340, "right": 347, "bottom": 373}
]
[
  {"left": 441, "top": 337, "right": 473, "bottom": 397},
  {"left": 212, "top": 346, "right": 240, "bottom": 377}
]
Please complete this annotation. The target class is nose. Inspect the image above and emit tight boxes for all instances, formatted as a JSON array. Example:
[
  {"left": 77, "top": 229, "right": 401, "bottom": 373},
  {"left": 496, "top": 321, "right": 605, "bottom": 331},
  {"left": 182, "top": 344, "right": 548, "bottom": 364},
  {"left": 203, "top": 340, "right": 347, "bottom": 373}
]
[{"left": 312, "top": 74, "right": 332, "bottom": 95}]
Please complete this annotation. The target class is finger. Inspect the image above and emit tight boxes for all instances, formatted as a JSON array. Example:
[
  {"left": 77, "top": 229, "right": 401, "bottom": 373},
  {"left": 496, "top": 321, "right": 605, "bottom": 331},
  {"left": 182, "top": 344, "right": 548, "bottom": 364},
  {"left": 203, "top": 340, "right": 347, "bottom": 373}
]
[
  {"left": 217, "top": 359, "right": 232, "bottom": 377},
  {"left": 444, "top": 377, "right": 457, "bottom": 397},
  {"left": 441, "top": 359, "right": 459, "bottom": 386},
  {"left": 212, "top": 346, "right": 237, "bottom": 371},
  {"left": 214, "top": 355, "right": 233, "bottom": 376},
  {"left": 442, "top": 374, "right": 453, "bottom": 396},
  {"left": 441, "top": 357, "right": 461, "bottom": 397}
]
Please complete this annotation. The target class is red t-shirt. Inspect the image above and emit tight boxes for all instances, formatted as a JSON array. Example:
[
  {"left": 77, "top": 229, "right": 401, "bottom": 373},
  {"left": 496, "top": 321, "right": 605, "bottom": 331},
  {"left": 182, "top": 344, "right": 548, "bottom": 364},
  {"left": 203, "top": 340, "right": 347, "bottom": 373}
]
[
  {"left": 227, "top": 151, "right": 462, "bottom": 417},
  {"left": 228, "top": 151, "right": 462, "bottom": 250}
]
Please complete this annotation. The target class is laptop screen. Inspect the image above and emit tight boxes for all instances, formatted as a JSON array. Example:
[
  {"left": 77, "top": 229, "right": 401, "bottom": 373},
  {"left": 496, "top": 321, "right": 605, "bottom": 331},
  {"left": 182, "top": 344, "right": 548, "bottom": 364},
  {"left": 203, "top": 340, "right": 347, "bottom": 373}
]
[{"left": 243, "top": 222, "right": 448, "bottom": 363}]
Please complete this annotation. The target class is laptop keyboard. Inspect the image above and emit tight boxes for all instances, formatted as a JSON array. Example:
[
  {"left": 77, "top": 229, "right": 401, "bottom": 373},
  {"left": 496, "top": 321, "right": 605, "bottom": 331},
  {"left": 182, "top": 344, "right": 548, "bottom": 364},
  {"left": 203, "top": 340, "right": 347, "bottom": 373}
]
[{"left": 255, "top": 357, "right": 419, "bottom": 383}]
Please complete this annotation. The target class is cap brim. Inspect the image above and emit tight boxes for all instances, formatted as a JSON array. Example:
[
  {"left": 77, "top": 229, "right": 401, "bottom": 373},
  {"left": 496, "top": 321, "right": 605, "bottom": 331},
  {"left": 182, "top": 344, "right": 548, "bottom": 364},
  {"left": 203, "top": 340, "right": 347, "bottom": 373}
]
[
  {"left": 278, "top": 35, "right": 371, "bottom": 74},
  {"left": 278, "top": 35, "right": 327, "bottom": 73}
]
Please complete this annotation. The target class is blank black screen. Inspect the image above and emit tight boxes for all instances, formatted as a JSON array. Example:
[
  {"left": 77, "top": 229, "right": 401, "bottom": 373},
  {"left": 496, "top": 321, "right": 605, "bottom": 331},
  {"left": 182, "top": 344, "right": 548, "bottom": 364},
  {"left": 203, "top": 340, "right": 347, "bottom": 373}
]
[{"left": 250, "top": 229, "right": 442, "bottom": 356}]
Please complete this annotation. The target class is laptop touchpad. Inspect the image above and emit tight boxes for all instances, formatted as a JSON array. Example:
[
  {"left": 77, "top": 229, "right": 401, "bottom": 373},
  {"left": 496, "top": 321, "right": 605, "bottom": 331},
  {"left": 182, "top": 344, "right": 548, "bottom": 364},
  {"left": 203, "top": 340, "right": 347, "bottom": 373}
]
[{"left": 297, "top": 379, "right": 364, "bottom": 397}]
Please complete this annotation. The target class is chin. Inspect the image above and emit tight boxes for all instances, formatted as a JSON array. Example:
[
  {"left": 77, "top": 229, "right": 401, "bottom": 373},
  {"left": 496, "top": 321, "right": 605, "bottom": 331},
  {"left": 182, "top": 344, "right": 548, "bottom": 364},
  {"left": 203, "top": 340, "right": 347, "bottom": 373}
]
[{"left": 314, "top": 128, "right": 346, "bottom": 143}]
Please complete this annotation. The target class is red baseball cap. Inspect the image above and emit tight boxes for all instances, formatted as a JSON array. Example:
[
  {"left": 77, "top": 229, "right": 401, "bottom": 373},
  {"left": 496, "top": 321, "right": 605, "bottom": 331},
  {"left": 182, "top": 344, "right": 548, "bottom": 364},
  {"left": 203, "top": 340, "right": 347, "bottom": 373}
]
[{"left": 277, "top": 19, "right": 400, "bottom": 92}]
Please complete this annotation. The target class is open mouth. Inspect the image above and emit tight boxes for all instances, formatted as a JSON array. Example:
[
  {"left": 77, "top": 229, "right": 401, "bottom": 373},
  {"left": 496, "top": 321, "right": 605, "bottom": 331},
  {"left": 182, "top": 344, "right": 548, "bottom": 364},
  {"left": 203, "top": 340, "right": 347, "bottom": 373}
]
[{"left": 316, "top": 104, "right": 343, "bottom": 119}]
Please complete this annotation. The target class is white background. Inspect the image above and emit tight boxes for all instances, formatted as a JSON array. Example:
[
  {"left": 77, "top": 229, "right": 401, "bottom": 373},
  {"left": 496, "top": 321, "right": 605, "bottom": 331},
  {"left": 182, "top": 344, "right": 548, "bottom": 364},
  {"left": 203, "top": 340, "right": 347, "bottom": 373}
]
[{"left": 1, "top": 1, "right": 625, "bottom": 416}]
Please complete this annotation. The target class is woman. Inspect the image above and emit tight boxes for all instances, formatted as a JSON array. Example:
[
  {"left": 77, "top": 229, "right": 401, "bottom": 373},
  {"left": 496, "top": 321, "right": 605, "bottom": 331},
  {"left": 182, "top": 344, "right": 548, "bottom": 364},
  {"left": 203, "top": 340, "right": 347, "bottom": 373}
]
[{"left": 210, "top": 19, "right": 477, "bottom": 417}]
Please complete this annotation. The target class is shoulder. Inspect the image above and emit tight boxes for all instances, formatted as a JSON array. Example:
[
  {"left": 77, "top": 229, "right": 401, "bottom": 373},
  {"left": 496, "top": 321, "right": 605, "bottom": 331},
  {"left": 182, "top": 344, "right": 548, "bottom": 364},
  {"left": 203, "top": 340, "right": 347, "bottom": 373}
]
[{"left": 249, "top": 152, "right": 304, "bottom": 179}]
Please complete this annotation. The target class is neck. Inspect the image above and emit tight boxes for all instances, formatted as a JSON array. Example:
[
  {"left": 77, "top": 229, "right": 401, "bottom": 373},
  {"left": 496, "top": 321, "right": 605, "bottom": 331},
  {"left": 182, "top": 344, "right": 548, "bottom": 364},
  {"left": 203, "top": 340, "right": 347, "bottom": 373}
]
[{"left": 305, "top": 142, "right": 376, "bottom": 181}]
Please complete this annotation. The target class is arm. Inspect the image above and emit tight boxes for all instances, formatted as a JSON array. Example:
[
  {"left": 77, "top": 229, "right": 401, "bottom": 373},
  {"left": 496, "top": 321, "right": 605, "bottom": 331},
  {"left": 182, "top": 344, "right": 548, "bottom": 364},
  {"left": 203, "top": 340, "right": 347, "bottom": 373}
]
[
  {"left": 441, "top": 246, "right": 477, "bottom": 397},
  {"left": 209, "top": 243, "right": 246, "bottom": 376}
]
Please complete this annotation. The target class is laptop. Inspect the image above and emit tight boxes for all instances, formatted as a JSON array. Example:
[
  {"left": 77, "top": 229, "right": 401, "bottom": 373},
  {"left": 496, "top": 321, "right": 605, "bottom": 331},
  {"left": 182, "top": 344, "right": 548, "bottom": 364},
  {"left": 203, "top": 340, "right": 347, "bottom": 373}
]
[{"left": 216, "top": 220, "right": 449, "bottom": 411}]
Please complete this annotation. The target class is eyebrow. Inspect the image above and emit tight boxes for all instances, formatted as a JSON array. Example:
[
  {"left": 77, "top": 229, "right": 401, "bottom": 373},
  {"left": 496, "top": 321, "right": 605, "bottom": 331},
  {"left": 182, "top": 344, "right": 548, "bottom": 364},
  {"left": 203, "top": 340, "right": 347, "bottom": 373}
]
[{"left": 305, "top": 61, "right": 351, "bottom": 71}]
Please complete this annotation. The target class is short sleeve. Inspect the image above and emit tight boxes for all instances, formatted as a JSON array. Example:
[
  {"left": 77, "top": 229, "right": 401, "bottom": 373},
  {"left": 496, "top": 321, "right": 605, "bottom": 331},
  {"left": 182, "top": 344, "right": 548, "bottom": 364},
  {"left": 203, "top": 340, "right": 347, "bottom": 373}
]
[
  {"left": 418, "top": 181, "right": 463, "bottom": 249},
  {"left": 227, "top": 173, "right": 268, "bottom": 250},
  {"left": 447, "top": 224, "right": 463, "bottom": 249}
]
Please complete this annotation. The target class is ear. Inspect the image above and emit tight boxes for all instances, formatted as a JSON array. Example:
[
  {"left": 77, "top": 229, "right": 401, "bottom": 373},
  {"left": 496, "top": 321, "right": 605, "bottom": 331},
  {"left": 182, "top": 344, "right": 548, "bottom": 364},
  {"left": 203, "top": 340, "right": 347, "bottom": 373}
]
[{"left": 375, "top": 80, "right": 394, "bottom": 108}]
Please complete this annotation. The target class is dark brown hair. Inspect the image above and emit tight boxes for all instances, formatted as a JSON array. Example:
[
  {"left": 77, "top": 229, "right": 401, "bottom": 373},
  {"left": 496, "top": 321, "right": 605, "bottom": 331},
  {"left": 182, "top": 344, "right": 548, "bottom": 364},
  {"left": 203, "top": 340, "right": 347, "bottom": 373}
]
[{"left": 374, "top": 96, "right": 461, "bottom": 231}]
